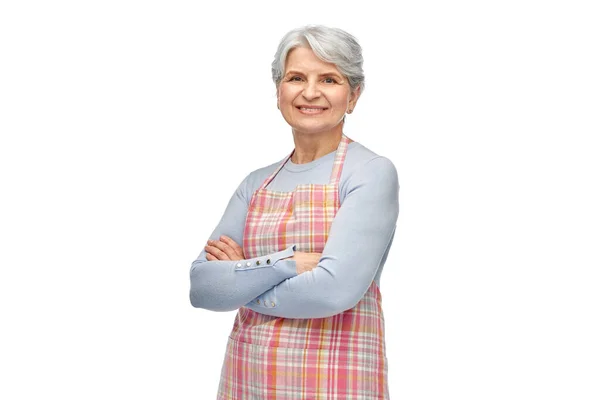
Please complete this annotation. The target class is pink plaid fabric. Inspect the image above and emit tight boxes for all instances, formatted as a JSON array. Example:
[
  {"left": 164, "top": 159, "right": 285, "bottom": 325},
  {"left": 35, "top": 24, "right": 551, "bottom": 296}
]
[{"left": 217, "top": 135, "right": 389, "bottom": 399}]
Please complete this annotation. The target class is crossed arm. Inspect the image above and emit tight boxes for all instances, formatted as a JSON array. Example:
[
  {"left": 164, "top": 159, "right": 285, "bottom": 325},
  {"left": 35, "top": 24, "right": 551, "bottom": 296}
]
[
  {"left": 188, "top": 173, "right": 321, "bottom": 312},
  {"left": 190, "top": 157, "right": 399, "bottom": 318}
]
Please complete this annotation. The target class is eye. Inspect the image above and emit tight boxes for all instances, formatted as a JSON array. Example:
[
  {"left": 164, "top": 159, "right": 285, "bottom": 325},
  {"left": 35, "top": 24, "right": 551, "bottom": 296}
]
[
  {"left": 323, "top": 77, "right": 338, "bottom": 84},
  {"left": 288, "top": 76, "right": 303, "bottom": 82}
]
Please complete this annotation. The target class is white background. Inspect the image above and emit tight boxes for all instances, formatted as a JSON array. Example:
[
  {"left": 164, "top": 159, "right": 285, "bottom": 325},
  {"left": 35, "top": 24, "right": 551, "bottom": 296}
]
[{"left": 1, "top": 0, "right": 599, "bottom": 399}]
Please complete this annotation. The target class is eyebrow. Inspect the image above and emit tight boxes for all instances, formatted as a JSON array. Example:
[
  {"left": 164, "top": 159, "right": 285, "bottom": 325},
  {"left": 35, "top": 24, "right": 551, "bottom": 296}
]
[{"left": 284, "top": 70, "right": 343, "bottom": 78}]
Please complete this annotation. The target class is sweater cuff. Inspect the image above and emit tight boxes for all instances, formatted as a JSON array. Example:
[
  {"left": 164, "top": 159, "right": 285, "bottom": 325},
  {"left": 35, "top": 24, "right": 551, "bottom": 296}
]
[{"left": 233, "top": 245, "right": 296, "bottom": 273}]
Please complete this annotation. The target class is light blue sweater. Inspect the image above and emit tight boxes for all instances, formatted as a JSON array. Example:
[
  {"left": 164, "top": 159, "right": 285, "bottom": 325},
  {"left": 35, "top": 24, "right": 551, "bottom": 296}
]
[{"left": 189, "top": 141, "right": 399, "bottom": 319}]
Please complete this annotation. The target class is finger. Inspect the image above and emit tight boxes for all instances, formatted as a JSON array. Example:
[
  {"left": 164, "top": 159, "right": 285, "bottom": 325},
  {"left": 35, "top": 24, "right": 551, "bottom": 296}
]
[
  {"left": 220, "top": 235, "right": 242, "bottom": 250},
  {"left": 206, "top": 253, "right": 217, "bottom": 261},
  {"left": 220, "top": 236, "right": 244, "bottom": 258},
  {"left": 208, "top": 239, "right": 238, "bottom": 260},
  {"left": 205, "top": 245, "right": 231, "bottom": 261}
]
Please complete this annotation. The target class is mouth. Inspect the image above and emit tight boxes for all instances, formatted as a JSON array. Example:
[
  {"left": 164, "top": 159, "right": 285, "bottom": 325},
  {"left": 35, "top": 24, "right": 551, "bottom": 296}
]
[{"left": 296, "top": 106, "right": 328, "bottom": 115}]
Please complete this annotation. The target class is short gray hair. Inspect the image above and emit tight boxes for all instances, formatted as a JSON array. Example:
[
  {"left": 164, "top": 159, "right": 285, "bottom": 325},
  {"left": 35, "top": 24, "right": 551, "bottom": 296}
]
[{"left": 271, "top": 25, "right": 365, "bottom": 93}]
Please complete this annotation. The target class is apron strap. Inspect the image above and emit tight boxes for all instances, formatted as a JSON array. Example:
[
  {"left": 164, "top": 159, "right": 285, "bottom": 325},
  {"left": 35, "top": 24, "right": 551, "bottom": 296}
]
[
  {"left": 258, "top": 134, "right": 351, "bottom": 190},
  {"left": 258, "top": 152, "right": 293, "bottom": 191},
  {"left": 329, "top": 134, "right": 350, "bottom": 185}
]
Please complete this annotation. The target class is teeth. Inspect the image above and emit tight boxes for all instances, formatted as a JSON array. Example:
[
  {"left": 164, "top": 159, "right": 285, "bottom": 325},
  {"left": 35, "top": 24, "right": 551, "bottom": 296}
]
[{"left": 300, "top": 107, "right": 325, "bottom": 111}]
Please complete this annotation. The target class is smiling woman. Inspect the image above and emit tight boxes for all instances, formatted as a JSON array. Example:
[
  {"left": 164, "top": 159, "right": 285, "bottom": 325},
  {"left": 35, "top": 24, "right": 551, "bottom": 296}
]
[
  {"left": 189, "top": 25, "right": 399, "bottom": 400},
  {"left": 277, "top": 47, "right": 360, "bottom": 145}
]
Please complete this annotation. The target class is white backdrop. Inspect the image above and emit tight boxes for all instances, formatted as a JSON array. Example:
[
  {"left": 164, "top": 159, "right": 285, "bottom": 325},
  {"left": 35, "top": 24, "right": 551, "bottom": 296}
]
[{"left": 1, "top": 1, "right": 599, "bottom": 399}]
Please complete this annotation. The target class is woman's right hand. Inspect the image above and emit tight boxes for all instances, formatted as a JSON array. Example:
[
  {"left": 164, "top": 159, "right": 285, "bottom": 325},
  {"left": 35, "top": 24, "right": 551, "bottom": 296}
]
[
  {"left": 289, "top": 252, "right": 322, "bottom": 274},
  {"left": 205, "top": 236, "right": 245, "bottom": 261}
]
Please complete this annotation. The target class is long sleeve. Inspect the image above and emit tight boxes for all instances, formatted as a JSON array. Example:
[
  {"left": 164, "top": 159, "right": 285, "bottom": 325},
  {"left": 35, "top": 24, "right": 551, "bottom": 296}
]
[
  {"left": 245, "top": 156, "right": 399, "bottom": 319},
  {"left": 189, "top": 174, "right": 297, "bottom": 311}
]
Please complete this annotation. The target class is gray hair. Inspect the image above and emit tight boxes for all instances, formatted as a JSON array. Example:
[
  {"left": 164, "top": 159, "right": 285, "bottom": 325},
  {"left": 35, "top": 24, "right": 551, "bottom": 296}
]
[{"left": 271, "top": 25, "right": 365, "bottom": 93}]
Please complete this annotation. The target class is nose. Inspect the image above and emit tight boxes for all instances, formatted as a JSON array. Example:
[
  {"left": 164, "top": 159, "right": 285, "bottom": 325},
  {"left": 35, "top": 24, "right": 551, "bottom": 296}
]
[{"left": 302, "top": 80, "right": 321, "bottom": 100}]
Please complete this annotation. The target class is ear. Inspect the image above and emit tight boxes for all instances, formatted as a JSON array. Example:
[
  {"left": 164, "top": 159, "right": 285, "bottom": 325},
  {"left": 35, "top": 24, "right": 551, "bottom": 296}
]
[{"left": 347, "top": 86, "right": 361, "bottom": 113}]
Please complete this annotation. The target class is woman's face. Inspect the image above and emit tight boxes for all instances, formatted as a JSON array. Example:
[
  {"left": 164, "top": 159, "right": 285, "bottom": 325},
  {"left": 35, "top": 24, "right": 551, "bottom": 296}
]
[{"left": 277, "top": 47, "right": 360, "bottom": 137}]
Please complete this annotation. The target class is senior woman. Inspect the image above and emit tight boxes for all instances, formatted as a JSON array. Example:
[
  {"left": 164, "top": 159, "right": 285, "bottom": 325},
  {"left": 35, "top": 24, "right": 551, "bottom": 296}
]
[{"left": 190, "top": 25, "right": 399, "bottom": 399}]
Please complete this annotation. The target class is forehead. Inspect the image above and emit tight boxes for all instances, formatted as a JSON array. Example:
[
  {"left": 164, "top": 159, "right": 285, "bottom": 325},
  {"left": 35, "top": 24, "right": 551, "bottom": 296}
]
[{"left": 284, "top": 47, "right": 342, "bottom": 75}]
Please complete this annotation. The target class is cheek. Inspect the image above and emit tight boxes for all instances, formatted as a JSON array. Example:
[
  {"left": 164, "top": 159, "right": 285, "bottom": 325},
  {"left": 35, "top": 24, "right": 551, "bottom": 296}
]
[
  {"left": 278, "top": 89, "right": 298, "bottom": 106},
  {"left": 327, "top": 88, "right": 351, "bottom": 106},
  {"left": 331, "top": 94, "right": 350, "bottom": 110}
]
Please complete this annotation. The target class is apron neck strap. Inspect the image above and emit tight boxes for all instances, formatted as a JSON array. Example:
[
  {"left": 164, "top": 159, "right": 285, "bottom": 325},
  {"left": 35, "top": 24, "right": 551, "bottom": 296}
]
[
  {"left": 259, "top": 134, "right": 351, "bottom": 190},
  {"left": 329, "top": 134, "right": 350, "bottom": 185}
]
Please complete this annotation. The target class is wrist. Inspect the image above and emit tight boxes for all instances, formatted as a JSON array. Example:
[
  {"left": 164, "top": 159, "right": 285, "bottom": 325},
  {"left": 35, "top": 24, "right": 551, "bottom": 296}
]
[{"left": 292, "top": 251, "right": 321, "bottom": 274}]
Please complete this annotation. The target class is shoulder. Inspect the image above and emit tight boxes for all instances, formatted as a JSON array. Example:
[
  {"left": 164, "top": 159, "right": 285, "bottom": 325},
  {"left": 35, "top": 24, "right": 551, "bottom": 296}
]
[
  {"left": 345, "top": 141, "right": 397, "bottom": 171},
  {"left": 340, "top": 142, "right": 399, "bottom": 196},
  {"left": 235, "top": 157, "right": 286, "bottom": 203}
]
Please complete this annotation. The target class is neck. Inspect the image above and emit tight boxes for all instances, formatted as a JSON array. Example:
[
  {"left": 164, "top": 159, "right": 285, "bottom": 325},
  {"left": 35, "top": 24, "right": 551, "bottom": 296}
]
[{"left": 290, "top": 131, "right": 343, "bottom": 164}]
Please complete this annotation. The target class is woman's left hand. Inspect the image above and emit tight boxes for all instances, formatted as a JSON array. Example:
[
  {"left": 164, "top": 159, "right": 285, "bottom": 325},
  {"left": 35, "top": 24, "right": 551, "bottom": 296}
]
[{"left": 205, "top": 236, "right": 245, "bottom": 261}]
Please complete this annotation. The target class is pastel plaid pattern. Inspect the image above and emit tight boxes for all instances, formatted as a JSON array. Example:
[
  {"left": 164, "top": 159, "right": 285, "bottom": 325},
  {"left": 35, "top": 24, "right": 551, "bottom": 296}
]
[{"left": 217, "top": 135, "right": 389, "bottom": 399}]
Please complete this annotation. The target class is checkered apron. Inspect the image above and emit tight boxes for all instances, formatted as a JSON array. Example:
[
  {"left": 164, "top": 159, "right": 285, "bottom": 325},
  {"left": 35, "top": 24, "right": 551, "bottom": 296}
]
[{"left": 217, "top": 135, "right": 389, "bottom": 399}]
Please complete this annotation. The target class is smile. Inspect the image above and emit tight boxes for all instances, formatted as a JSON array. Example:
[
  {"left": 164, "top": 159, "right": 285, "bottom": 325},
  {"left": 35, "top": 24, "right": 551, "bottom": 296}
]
[{"left": 297, "top": 106, "right": 328, "bottom": 114}]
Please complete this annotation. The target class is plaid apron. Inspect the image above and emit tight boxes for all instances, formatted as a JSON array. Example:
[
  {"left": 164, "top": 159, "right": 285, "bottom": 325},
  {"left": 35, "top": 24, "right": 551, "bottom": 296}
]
[{"left": 217, "top": 135, "right": 389, "bottom": 399}]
